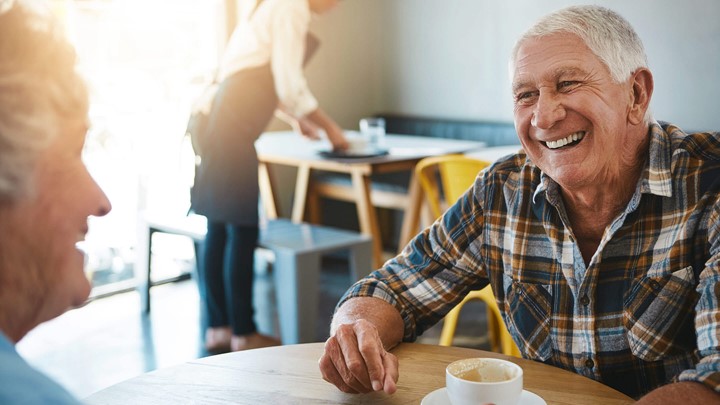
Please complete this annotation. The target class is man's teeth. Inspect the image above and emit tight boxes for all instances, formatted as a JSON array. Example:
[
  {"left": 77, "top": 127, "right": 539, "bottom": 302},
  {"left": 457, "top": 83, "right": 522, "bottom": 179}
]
[{"left": 546, "top": 131, "right": 585, "bottom": 149}]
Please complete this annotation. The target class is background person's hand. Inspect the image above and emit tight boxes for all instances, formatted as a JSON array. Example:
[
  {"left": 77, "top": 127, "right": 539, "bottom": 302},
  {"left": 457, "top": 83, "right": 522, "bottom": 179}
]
[
  {"left": 325, "top": 127, "right": 349, "bottom": 151},
  {"left": 292, "top": 116, "right": 322, "bottom": 140},
  {"left": 319, "top": 319, "right": 398, "bottom": 394}
]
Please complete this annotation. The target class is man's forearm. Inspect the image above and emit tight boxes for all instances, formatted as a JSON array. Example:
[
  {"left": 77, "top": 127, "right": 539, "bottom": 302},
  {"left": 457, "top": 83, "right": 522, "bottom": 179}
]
[
  {"left": 331, "top": 297, "right": 405, "bottom": 350},
  {"left": 636, "top": 381, "right": 718, "bottom": 404}
]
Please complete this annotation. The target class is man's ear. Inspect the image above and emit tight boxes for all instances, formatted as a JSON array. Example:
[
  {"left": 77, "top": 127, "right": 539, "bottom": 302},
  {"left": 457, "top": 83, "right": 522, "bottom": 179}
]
[{"left": 628, "top": 68, "right": 654, "bottom": 125}]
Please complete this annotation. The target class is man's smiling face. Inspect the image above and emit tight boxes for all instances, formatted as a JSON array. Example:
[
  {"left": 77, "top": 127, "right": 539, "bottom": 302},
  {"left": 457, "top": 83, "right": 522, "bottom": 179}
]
[{"left": 511, "top": 32, "right": 637, "bottom": 191}]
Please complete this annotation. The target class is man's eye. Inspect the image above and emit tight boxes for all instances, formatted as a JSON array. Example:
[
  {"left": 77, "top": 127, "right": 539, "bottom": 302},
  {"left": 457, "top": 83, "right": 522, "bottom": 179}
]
[
  {"left": 515, "top": 91, "right": 537, "bottom": 103},
  {"left": 559, "top": 81, "right": 579, "bottom": 89}
]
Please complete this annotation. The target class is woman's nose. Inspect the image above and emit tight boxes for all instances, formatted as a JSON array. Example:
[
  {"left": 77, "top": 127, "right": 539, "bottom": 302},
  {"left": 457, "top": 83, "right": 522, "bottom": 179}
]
[{"left": 92, "top": 179, "right": 112, "bottom": 217}]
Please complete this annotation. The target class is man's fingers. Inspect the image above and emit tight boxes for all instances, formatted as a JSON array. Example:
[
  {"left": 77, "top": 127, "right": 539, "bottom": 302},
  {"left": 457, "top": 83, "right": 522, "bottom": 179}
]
[
  {"left": 323, "top": 337, "right": 368, "bottom": 393},
  {"left": 335, "top": 325, "right": 374, "bottom": 391},
  {"left": 354, "top": 321, "right": 387, "bottom": 391},
  {"left": 318, "top": 351, "right": 359, "bottom": 394},
  {"left": 381, "top": 350, "right": 399, "bottom": 395},
  {"left": 324, "top": 327, "right": 374, "bottom": 393},
  {"left": 319, "top": 321, "right": 400, "bottom": 395}
]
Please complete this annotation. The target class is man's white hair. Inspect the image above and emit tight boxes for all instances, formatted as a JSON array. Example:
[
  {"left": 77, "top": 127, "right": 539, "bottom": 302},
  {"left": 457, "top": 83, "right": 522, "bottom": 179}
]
[{"left": 510, "top": 5, "right": 648, "bottom": 84}]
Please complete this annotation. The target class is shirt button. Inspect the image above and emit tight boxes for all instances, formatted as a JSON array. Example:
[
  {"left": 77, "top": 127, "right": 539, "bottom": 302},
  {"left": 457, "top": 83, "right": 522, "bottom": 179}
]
[
  {"left": 585, "top": 359, "right": 595, "bottom": 369},
  {"left": 649, "top": 280, "right": 661, "bottom": 291},
  {"left": 580, "top": 294, "right": 590, "bottom": 306}
]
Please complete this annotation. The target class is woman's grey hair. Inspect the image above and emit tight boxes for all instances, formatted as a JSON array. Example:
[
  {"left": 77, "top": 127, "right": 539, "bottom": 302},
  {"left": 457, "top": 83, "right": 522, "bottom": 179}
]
[
  {"left": 0, "top": 1, "right": 89, "bottom": 201},
  {"left": 510, "top": 5, "right": 649, "bottom": 84}
]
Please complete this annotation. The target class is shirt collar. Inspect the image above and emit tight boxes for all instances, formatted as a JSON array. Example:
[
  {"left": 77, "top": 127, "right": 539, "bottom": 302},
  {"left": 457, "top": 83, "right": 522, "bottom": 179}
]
[
  {"left": 641, "top": 121, "right": 673, "bottom": 197},
  {"left": 532, "top": 121, "right": 674, "bottom": 205},
  {"left": 0, "top": 330, "right": 16, "bottom": 353}
]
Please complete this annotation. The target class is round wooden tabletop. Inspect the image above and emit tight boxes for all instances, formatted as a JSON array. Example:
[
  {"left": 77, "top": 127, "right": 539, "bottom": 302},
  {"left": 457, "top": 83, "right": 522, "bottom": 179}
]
[{"left": 85, "top": 342, "right": 633, "bottom": 404}]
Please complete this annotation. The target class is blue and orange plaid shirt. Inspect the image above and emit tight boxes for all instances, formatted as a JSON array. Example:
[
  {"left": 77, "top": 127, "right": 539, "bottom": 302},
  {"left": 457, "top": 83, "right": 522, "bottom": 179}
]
[{"left": 339, "top": 122, "right": 720, "bottom": 398}]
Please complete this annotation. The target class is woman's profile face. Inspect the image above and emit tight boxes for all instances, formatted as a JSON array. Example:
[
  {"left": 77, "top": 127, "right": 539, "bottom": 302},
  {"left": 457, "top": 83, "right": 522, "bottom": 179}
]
[{"left": 0, "top": 117, "right": 111, "bottom": 329}]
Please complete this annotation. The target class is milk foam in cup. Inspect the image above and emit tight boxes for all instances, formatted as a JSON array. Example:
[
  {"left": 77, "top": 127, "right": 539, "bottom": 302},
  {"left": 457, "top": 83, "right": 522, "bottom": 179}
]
[{"left": 445, "top": 358, "right": 523, "bottom": 405}]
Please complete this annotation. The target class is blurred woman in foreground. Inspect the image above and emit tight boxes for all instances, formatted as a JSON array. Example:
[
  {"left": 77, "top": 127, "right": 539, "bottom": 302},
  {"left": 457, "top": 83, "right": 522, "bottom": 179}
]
[{"left": 0, "top": 1, "right": 111, "bottom": 402}]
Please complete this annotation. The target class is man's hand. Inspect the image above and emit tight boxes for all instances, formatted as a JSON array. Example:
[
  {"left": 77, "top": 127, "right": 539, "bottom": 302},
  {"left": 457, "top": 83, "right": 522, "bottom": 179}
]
[{"left": 319, "top": 319, "right": 399, "bottom": 394}]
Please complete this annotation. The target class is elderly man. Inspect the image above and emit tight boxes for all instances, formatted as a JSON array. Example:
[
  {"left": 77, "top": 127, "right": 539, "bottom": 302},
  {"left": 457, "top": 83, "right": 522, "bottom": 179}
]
[
  {"left": 0, "top": 1, "right": 111, "bottom": 403},
  {"left": 319, "top": 5, "right": 719, "bottom": 403}
]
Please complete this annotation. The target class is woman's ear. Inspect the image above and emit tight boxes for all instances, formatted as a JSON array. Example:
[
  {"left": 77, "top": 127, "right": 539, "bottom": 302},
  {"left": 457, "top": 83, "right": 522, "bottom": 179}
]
[{"left": 628, "top": 67, "right": 654, "bottom": 125}]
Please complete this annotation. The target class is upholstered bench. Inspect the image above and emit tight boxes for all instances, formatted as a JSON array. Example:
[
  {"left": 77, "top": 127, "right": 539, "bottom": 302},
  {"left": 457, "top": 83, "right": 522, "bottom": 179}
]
[{"left": 136, "top": 213, "right": 373, "bottom": 344}]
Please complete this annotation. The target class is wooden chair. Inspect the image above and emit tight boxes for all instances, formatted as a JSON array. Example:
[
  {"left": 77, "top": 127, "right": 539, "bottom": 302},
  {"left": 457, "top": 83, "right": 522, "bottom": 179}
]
[{"left": 415, "top": 155, "right": 520, "bottom": 357}]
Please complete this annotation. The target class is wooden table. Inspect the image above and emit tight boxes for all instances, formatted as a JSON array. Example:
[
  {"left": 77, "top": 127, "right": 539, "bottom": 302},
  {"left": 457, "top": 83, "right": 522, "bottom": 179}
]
[
  {"left": 255, "top": 131, "right": 485, "bottom": 268},
  {"left": 85, "top": 342, "right": 633, "bottom": 404}
]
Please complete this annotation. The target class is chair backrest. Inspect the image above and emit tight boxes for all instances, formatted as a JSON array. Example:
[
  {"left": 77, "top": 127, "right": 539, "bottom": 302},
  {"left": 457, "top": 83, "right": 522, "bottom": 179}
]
[
  {"left": 417, "top": 155, "right": 521, "bottom": 356},
  {"left": 415, "top": 155, "right": 490, "bottom": 219}
]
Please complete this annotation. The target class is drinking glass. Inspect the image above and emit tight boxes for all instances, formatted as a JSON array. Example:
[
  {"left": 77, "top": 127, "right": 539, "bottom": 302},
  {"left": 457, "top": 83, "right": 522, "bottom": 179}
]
[{"left": 359, "top": 117, "right": 386, "bottom": 149}]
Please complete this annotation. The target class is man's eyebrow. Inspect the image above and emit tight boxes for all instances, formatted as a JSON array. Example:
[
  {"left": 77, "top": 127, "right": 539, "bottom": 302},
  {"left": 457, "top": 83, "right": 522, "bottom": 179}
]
[
  {"left": 512, "top": 80, "right": 531, "bottom": 94},
  {"left": 512, "top": 67, "right": 588, "bottom": 93}
]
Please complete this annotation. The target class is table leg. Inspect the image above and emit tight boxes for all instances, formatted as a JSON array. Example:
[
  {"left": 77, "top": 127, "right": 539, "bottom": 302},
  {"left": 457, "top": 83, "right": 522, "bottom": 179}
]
[
  {"left": 351, "top": 169, "right": 384, "bottom": 268},
  {"left": 258, "top": 162, "right": 278, "bottom": 220},
  {"left": 347, "top": 239, "right": 373, "bottom": 281},
  {"left": 291, "top": 164, "right": 311, "bottom": 223},
  {"left": 398, "top": 170, "right": 423, "bottom": 251},
  {"left": 137, "top": 226, "right": 152, "bottom": 313},
  {"left": 306, "top": 180, "right": 322, "bottom": 224},
  {"left": 273, "top": 251, "right": 321, "bottom": 344}
]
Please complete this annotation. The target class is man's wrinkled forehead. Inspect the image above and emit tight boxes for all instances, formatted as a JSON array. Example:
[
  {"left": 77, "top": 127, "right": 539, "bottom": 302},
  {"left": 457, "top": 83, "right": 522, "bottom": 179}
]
[{"left": 510, "top": 33, "right": 603, "bottom": 85}]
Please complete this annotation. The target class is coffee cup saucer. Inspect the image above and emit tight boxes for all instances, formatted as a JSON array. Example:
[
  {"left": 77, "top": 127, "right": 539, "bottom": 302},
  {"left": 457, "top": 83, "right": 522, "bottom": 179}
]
[{"left": 421, "top": 387, "right": 546, "bottom": 405}]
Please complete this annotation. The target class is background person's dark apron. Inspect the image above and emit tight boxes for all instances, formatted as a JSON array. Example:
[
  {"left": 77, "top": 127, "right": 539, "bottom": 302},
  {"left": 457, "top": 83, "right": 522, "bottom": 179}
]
[
  {"left": 191, "top": 33, "right": 319, "bottom": 226},
  {"left": 190, "top": 64, "right": 277, "bottom": 226}
]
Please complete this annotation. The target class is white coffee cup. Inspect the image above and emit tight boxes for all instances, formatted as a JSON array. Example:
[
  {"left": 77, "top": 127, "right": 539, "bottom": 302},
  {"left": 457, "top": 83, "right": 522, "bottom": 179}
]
[
  {"left": 345, "top": 132, "right": 369, "bottom": 154},
  {"left": 446, "top": 358, "right": 523, "bottom": 405}
]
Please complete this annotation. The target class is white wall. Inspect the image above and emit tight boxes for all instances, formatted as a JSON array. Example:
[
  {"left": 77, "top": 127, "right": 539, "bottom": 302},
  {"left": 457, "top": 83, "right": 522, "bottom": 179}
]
[
  {"left": 261, "top": 0, "right": 719, "bottom": 216},
  {"left": 303, "top": 0, "right": 720, "bottom": 131}
]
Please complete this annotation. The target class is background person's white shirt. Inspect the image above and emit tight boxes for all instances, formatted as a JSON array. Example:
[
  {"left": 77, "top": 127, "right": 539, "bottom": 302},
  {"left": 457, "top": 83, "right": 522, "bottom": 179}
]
[{"left": 218, "top": 0, "right": 318, "bottom": 118}]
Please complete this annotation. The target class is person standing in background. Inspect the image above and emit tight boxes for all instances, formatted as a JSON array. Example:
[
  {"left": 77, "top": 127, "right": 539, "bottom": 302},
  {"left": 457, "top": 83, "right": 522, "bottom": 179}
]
[
  {"left": 191, "top": 0, "right": 348, "bottom": 353},
  {"left": 0, "top": 1, "right": 112, "bottom": 402}
]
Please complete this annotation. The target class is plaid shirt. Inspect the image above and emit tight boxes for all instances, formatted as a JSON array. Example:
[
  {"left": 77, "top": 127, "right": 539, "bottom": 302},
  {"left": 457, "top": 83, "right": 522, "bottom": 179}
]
[{"left": 339, "top": 122, "right": 720, "bottom": 399}]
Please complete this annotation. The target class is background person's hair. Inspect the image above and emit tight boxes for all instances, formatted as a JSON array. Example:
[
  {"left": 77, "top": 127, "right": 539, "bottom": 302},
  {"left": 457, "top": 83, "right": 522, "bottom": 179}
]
[{"left": 0, "top": 1, "right": 89, "bottom": 201}]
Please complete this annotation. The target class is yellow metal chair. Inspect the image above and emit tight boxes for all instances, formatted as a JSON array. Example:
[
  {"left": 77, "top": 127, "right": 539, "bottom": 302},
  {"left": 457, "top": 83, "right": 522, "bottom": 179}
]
[{"left": 415, "top": 155, "right": 520, "bottom": 357}]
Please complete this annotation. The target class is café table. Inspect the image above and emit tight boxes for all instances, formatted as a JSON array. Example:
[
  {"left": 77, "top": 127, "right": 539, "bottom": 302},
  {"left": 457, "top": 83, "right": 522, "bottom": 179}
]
[
  {"left": 255, "top": 131, "right": 486, "bottom": 268},
  {"left": 84, "top": 342, "right": 634, "bottom": 404}
]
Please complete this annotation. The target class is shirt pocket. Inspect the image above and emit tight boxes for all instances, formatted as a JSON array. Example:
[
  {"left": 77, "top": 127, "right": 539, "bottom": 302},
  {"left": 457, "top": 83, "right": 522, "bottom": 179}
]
[
  {"left": 503, "top": 274, "right": 553, "bottom": 361},
  {"left": 623, "top": 266, "right": 697, "bottom": 362}
]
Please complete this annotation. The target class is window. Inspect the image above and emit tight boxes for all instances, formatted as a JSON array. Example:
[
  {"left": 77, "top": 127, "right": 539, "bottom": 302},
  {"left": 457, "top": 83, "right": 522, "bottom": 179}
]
[{"left": 53, "top": 0, "right": 226, "bottom": 295}]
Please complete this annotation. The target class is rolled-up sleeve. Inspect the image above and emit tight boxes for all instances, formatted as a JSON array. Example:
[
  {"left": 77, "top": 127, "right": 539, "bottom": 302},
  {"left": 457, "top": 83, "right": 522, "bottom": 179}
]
[{"left": 269, "top": 6, "right": 318, "bottom": 118}]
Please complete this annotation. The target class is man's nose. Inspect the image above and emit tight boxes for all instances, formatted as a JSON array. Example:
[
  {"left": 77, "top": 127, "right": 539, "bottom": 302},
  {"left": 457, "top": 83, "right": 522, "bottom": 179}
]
[{"left": 531, "top": 91, "right": 565, "bottom": 129}]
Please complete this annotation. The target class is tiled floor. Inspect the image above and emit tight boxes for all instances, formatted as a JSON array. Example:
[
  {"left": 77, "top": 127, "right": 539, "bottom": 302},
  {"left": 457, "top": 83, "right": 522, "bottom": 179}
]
[{"left": 16, "top": 257, "right": 489, "bottom": 400}]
